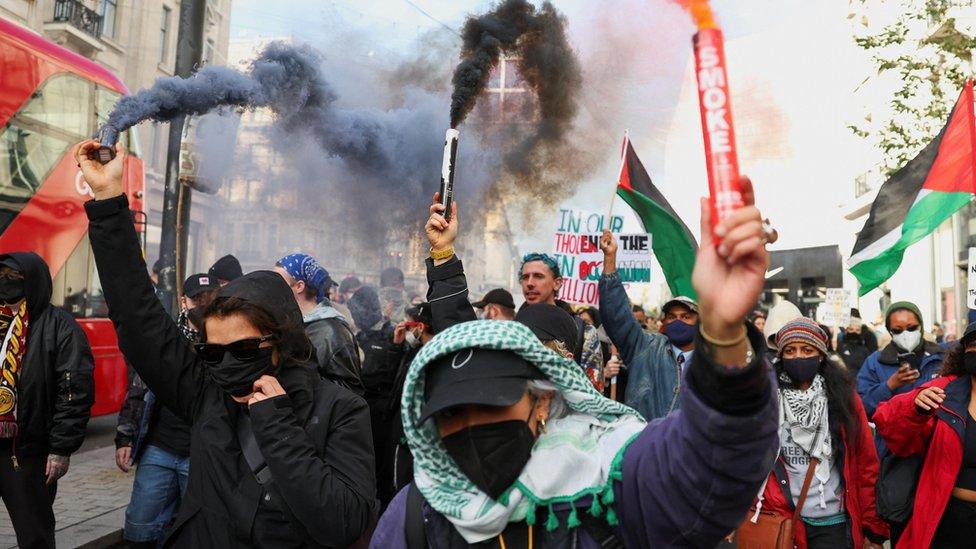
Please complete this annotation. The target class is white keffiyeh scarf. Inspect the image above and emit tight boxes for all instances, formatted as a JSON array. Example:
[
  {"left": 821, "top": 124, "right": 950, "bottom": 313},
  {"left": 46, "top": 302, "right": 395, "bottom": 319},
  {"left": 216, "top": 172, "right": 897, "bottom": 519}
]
[{"left": 779, "top": 373, "right": 832, "bottom": 509}]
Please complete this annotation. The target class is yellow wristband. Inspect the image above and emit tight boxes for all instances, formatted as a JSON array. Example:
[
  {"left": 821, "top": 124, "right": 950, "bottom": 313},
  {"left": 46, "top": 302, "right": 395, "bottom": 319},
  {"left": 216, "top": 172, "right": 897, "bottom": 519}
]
[{"left": 429, "top": 247, "right": 455, "bottom": 261}]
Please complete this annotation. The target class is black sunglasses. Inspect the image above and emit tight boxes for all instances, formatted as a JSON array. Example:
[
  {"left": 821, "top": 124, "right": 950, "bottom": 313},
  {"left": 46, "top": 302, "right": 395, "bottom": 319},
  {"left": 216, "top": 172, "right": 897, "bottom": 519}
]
[
  {"left": 194, "top": 335, "right": 275, "bottom": 364},
  {"left": 889, "top": 325, "right": 920, "bottom": 335}
]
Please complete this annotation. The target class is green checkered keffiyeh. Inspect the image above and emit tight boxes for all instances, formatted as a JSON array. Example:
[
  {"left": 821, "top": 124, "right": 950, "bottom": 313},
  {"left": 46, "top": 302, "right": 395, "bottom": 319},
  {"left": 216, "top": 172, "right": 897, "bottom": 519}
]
[{"left": 402, "top": 320, "right": 646, "bottom": 543}]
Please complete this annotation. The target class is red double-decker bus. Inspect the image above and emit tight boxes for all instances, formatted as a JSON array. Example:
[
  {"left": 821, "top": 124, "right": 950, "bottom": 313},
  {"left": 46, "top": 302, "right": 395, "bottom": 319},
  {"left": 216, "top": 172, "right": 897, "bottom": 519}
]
[{"left": 0, "top": 18, "right": 146, "bottom": 416}]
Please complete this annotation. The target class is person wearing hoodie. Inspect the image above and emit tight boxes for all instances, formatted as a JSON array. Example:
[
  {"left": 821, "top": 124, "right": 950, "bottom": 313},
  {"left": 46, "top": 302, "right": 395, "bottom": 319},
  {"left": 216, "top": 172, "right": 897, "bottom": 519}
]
[
  {"left": 208, "top": 254, "right": 243, "bottom": 287},
  {"left": 856, "top": 301, "right": 944, "bottom": 422},
  {"left": 839, "top": 309, "right": 874, "bottom": 378},
  {"left": 78, "top": 140, "right": 376, "bottom": 547},
  {"left": 274, "top": 253, "right": 364, "bottom": 396},
  {"left": 597, "top": 230, "right": 700, "bottom": 421},
  {"left": 0, "top": 253, "right": 95, "bottom": 548},
  {"left": 349, "top": 285, "right": 402, "bottom": 509},
  {"left": 370, "top": 184, "right": 779, "bottom": 547}
]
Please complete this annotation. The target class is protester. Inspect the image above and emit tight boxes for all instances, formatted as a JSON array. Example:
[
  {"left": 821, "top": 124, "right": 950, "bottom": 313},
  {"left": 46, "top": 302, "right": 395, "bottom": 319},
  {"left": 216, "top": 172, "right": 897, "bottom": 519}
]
[
  {"left": 839, "top": 314, "right": 874, "bottom": 378},
  {"left": 749, "top": 318, "right": 887, "bottom": 549},
  {"left": 390, "top": 304, "right": 434, "bottom": 494},
  {"left": 597, "top": 231, "right": 699, "bottom": 420},
  {"left": 763, "top": 299, "right": 803, "bottom": 354},
  {"left": 79, "top": 141, "right": 375, "bottom": 547},
  {"left": 349, "top": 284, "right": 401, "bottom": 508},
  {"left": 874, "top": 322, "right": 976, "bottom": 548},
  {"left": 518, "top": 252, "right": 603, "bottom": 380},
  {"left": 750, "top": 309, "right": 767, "bottom": 332},
  {"left": 274, "top": 253, "right": 364, "bottom": 395},
  {"left": 115, "top": 273, "right": 213, "bottom": 547},
  {"left": 0, "top": 253, "right": 94, "bottom": 548},
  {"left": 150, "top": 258, "right": 163, "bottom": 286},
  {"left": 471, "top": 288, "right": 516, "bottom": 320},
  {"left": 380, "top": 267, "right": 409, "bottom": 324},
  {"left": 370, "top": 184, "right": 779, "bottom": 547},
  {"left": 339, "top": 276, "right": 363, "bottom": 304},
  {"left": 857, "top": 301, "right": 944, "bottom": 421},
  {"left": 208, "top": 254, "right": 243, "bottom": 286},
  {"left": 515, "top": 303, "right": 579, "bottom": 357}
]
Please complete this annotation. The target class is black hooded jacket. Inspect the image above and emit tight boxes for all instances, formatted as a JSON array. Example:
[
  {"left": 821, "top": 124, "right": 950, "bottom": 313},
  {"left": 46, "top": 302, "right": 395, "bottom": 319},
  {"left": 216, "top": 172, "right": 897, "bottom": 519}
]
[
  {"left": 0, "top": 252, "right": 94, "bottom": 457},
  {"left": 86, "top": 195, "right": 376, "bottom": 548}
]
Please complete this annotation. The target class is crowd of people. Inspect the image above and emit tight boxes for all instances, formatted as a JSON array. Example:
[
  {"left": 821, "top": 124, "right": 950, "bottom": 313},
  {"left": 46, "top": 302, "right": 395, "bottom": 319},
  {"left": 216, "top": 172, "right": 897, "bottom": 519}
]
[{"left": 5, "top": 139, "right": 976, "bottom": 547}]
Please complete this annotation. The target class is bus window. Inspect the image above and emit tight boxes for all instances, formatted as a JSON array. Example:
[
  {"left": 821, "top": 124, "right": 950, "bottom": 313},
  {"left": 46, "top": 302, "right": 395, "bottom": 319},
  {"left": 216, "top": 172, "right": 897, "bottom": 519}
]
[
  {"left": 51, "top": 233, "right": 109, "bottom": 319},
  {"left": 0, "top": 74, "right": 90, "bottom": 233}
]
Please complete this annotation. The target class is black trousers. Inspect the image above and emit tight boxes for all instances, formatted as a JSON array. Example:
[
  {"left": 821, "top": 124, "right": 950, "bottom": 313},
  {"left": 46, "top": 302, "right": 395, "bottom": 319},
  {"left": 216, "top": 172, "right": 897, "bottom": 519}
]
[
  {"left": 805, "top": 521, "right": 849, "bottom": 549},
  {"left": 0, "top": 449, "right": 56, "bottom": 548},
  {"left": 933, "top": 497, "right": 976, "bottom": 549}
]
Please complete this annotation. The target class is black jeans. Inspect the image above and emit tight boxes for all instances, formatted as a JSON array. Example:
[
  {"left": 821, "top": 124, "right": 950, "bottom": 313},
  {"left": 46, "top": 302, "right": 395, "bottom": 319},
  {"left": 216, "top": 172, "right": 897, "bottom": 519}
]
[
  {"left": 805, "top": 521, "right": 849, "bottom": 549},
  {"left": 933, "top": 497, "right": 976, "bottom": 548},
  {"left": 0, "top": 449, "right": 56, "bottom": 549}
]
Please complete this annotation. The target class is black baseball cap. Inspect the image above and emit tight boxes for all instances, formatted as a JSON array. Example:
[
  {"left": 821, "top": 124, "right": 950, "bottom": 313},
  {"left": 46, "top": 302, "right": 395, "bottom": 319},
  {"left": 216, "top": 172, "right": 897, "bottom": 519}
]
[
  {"left": 419, "top": 348, "right": 545, "bottom": 423},
  {"left": 471, "top": 288, "right": 516, "bottom": 310},
  {"left": 183, "top": 273, "right": 217, "bottom": 298},
  {"left": 209, "top": 255, "right": 243, "bottom": 282}
]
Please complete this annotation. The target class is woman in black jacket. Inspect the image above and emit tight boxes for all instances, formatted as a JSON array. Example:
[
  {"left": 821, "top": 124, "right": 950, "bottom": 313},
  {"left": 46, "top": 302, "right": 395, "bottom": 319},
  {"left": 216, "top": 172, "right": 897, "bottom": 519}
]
[{"left": 78, "top": 141, "right": 376, "bottom": 547}]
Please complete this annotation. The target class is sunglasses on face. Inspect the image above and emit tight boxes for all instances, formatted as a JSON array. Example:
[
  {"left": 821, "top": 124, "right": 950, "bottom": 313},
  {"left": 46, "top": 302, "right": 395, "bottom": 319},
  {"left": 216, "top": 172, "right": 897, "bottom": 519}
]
[
  {"left": 194, "top": 335, "right": 276, "bottom": 364},
  {"left": 889, "top": 325, "right": 920, "bottom": 335}
]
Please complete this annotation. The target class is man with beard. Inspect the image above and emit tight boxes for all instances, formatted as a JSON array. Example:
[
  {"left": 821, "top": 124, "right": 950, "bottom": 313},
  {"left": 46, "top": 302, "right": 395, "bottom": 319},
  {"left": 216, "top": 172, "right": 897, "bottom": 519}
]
[
  {"left": 273, "top": 253, "right": 363, "bottom": 395},
  {"left": 518, "top": 253, "right": 603, "bottom": 388},
  {"left": 0, "top": 253, "right": 94, "bottom": 547},
  {"left": 115, "top": 273, "right": 215, "bottom": 547},
  {"left": 598, "top": 231, "right": 699, "bottom": 421}
]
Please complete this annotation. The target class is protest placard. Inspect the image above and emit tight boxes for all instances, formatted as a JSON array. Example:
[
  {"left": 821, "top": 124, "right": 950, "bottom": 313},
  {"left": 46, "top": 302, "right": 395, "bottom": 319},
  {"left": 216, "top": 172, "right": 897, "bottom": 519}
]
[{"left": 552, "top": 208, "right": 653, "bottom": 306}]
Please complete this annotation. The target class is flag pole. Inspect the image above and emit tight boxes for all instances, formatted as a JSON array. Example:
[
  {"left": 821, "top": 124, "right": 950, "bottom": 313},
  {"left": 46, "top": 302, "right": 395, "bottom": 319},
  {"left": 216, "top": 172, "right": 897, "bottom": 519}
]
[{"left": 607, "top": 130, "right": 629, "bottom": 223}]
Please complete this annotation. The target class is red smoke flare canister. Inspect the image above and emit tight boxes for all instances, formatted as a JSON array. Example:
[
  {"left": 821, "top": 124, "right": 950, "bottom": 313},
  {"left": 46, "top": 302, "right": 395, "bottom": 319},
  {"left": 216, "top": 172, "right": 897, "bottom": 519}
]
[{"left": 693, "top": 27, "right": 743, "bottom": 241}]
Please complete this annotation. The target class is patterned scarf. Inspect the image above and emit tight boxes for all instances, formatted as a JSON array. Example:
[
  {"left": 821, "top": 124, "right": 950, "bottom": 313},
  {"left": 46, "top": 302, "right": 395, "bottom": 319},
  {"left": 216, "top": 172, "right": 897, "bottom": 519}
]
[
  {"left": 177, "top": 309, "right": 198, "bottom": 342},
  {"left": 0, "top": 300, "right": 28, "bottom": 438},
  {"left": 779, "top": 373, "right": 832, "bottom": 509},
  {"left": 402, "top": 320, "right": 645, "bottom": 543}
]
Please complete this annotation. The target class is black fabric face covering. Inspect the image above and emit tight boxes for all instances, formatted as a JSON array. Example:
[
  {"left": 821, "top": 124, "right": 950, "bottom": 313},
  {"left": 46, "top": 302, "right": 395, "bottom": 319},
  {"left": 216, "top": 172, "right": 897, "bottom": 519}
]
[
  {"left": 0, "top": 278, "right": 24, "bottom": 304},
  {"left": 442, "top": 419, "right": 537, "bottom": 500},
  {"left": 782, "top": 356, "right": 821, "bottom": 384},
  {"left": 209, "top": 347, "right": 274, "bottom": 397},
  {"left": 963, "top": 351, "right": 976, "bottom": 376}
]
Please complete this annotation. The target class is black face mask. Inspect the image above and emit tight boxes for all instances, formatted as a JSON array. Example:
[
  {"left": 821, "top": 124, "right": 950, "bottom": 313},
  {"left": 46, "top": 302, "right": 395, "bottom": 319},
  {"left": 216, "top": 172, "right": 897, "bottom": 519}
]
[
  {"left": 845, "top": 332, "right": 862, "bottom": 344},
  {"left": 208, "top": 347, "right": 274, "bottom": 397},
  {"left": 0, "top": 278, "right": 24, "bottom": 304},
  {"left": 963, "top": 352, "right": 976, "bottom": 376},
  {"left": 442, "top": 419, "right": 537, "bottom": 500},
  {"left": 782, "top": 356, "right": 821, "bottom": 384}
]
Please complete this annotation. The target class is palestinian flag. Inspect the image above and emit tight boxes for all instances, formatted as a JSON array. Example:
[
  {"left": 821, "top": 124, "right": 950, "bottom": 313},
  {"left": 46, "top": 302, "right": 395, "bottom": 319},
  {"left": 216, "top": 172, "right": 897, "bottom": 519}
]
[
  {"left": 850, "top": 80, "right": 976, "bottom": 296},
  {"left": 616, "top": 135, "right": 698, "bottom": 298}
]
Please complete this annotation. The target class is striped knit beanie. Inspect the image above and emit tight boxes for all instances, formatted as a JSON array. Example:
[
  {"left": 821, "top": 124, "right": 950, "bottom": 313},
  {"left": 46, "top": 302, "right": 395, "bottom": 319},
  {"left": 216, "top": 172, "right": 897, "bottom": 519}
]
[{"left": 776, "top": 317, "right": 828, "bottom": 356}]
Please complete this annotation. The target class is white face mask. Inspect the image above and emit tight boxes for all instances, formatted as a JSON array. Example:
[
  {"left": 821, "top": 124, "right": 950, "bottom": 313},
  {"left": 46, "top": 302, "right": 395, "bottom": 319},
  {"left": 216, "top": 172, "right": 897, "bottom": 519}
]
[
  {"left": 405, "top": 331, "right": 421, "bottom": 348},
  {"left": 892, "top": 329, "right": 921, "bottom": 352}
]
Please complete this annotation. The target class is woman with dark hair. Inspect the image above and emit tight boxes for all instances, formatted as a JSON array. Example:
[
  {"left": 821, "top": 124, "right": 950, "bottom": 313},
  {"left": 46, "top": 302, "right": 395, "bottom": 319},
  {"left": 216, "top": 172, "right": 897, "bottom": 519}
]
[
  {"left": 749, "top": 318, "right": 887, "bottom": 549},
  {"left": 874, "top": 322, "right": 976, "bottom": 548},
  {"left": 77, "top": 141, "right": 376, "bottom": 547}
]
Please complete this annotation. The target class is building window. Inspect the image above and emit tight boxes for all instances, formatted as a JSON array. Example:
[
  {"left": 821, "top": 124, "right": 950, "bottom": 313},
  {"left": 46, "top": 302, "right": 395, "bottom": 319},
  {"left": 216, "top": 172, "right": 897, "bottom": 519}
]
[
  {"left": 100, "top": 0, "right": 117, "bottom": 40},
  {"left": 160, "top": 6, "right": 171, "bottom": 63},
  {"left": 204, "top": 38, "right": 215, "bottom": 64}
]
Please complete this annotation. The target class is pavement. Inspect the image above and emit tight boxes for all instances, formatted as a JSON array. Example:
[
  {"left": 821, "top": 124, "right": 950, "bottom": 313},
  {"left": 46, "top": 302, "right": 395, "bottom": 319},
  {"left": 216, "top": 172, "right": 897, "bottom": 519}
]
[{"left": 0, "top": 415, "right": 131, "bottom": 548}]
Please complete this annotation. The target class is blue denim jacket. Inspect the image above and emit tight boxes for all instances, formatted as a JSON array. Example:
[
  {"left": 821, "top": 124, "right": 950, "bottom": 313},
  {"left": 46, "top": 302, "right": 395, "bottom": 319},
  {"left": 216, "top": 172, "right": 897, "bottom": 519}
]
[{"left": 598, "top": 272, "right": 680, "bottom": 421}]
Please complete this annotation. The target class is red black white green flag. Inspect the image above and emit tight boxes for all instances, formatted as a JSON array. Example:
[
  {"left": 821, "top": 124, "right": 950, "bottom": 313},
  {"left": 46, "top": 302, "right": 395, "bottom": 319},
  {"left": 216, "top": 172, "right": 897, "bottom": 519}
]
[
  {"left": 850, "top": 80, "right": 976, "bottom": 295},
  {"left": 616, "top": 136, "right": 698, "bottom": 298}
]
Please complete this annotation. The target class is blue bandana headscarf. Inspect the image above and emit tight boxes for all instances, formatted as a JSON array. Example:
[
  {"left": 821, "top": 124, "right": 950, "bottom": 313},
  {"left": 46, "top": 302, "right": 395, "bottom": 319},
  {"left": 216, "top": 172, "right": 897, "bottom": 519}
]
[{"left": 278, "top": 253, "right": 331, "bottom": 303}]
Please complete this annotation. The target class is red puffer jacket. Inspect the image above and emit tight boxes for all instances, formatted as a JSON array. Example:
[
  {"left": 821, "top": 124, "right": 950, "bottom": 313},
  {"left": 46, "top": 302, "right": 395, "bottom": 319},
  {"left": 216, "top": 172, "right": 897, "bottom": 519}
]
[
  {"left": 873, "top": 374, "right": 970, "bottom": 549},
  {"left": 753, "top": 391, "right": 888, "bottom": 548}
]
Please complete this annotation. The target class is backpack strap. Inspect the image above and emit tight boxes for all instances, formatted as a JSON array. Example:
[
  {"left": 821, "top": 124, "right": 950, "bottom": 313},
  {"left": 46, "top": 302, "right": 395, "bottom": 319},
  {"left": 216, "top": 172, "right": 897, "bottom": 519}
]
[
  {"left": 405, "top": 483, "right": 427, "bottom": 549},
  {"left": 578, "top": 509, "right": 624, "bottom": 549}
]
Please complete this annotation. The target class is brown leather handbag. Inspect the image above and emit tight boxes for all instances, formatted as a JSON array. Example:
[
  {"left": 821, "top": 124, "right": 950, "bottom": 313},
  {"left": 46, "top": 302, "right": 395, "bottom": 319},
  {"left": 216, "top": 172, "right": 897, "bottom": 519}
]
[{"left": 734, "top": 458, "right": 818, "bottom": 549}]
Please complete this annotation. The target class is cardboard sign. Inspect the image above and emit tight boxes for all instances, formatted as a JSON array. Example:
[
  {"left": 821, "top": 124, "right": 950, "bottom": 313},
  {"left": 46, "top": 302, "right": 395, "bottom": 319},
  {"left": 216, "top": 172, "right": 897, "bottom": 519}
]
[
  {"left": 816, "top": 288, "right": 852, "bottom": 327},
  {"left": 967, "top": 248, "right": 976, "bottom": 309},
  {"left": 552, "top": 208, "right": 653, "bottom": 306}
]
